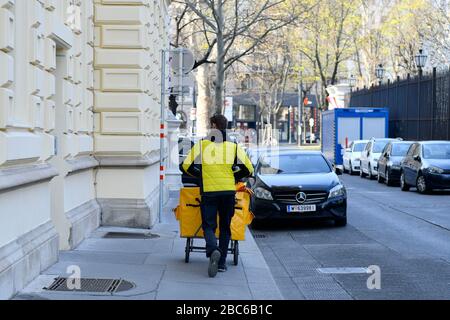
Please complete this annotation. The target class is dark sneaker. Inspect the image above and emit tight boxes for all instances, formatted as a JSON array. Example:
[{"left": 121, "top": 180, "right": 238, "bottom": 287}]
[
  {"left": 218, "top": 265, "right": 228, "bottom": 273},
  {"left": 208, "top": 250, "right": 221, "bottom": 278}
]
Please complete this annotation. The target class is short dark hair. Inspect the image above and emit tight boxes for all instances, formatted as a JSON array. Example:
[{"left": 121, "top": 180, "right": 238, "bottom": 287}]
[{"left": 210, "top": 114, "right": 228, "bottom": 130}]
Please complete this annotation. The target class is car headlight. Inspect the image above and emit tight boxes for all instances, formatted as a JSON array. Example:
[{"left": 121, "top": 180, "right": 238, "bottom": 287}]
[
  {"left": 328, "top": 184, "right": 346, "bottom": 199},
  {"left": 428, "top": 166, "right": 444, "bottom": 174},
  {"left": 254, "top": 187, "right": 273, "bottom": 200}
]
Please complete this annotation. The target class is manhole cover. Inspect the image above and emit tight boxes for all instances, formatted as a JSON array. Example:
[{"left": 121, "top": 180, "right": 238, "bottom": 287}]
[
  {"left": 44, "top": 278, "right": 135, "bottom": 293},
  {"left": 103, "top": 232, "right": 160, "bottom": 239}
]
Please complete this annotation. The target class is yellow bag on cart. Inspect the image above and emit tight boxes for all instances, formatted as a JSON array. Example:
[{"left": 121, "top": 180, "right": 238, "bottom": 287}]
[{"left": 174, "top": 184, "right": 254, "bottom": 241}]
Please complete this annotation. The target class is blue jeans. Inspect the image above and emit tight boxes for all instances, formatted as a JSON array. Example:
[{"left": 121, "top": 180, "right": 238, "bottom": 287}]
[{"left": 201, "top": 193, "right": 236, "bottom": 266}]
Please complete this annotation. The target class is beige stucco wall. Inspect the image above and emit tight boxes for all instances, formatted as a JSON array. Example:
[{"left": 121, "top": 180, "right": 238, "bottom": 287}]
[
  {"left": 0, "top": 0, "right": 171, "bottom": 299},
  {"left": 0, "top": 182, "right": 52, "bottom": 248},
  {"left": 93, "top": 0, "right": 170, "bottom": 228}
]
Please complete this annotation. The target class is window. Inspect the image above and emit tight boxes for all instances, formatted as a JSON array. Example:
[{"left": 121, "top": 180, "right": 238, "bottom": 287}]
[
  {"left": 353, "top": 143, "right": 366, "bottom": 152},
  {"left": 259, "top": 154, "right": 331, "bottom": 175},
  {"left": 237, "top": 105, "right": 255, "bottom": 121},
  {"left": 423, "top": 143, "right": 450, "bottom": 159},
  {"left": 391, "top": 143, "right": 413, "bottom": 157},
  {"left": 373, "top": 141, "right": 389, "bottom": 153}
]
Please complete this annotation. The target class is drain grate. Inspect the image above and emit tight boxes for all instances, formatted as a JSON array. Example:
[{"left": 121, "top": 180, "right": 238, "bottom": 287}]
[
  {"left": 103, "top": 232, "right": 160, "bottom": 239},
  {"left": 253, "top": 234, "right": 267, "bottom": 239},
  {"left": 44, "top": 278, "right": 135, "bottom": 293}
]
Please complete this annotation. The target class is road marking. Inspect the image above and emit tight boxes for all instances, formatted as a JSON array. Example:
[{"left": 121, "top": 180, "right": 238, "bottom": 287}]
[{"left": 317, "top": 267, "right": 370, "bottom": 274}]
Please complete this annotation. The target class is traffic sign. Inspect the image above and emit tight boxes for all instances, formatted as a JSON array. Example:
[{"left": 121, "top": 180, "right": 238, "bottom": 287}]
[{"left": 170, "top": 48, "right": 195, "bottom": 75}]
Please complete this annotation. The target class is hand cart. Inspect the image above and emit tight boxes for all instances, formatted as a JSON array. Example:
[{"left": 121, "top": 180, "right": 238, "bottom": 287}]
[
  {"left": 184, "top": 237, "right": 240, "bottom": 266},
  {"left": 174, "top": 184, "right": 253, "bottom": 266}
]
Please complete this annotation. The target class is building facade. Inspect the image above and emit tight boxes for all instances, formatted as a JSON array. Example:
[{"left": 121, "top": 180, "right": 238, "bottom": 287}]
[{"left": 0, "top": 0, "right": 171, "bottom": 299}]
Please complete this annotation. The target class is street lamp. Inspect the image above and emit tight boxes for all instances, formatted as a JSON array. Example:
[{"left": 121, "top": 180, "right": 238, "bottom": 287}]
[
  {"left": 349, "top": 74, "right": 357, "bottom": 92},
  {"left": 415, "top": 48, "right": 428, "bottom": 77},
  {"left": 414, "top": 48, "right": 428, "bottom": 140},
  {"left": 375, "top": 64, "right": 385, "bottom": 85}
]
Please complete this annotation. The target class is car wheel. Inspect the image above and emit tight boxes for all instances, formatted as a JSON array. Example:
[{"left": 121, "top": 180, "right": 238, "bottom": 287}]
[
  {"left": 416, "top": 174, "right": 430, "bottom": 194},
  {"left": 335, "top": 216, "right": 347, "bottom": 227},
  {"left": 385, "top": 170, "right": 393, "bottom": 186},
  {"left": 400, "top": 172, "right": 410, "bottom": 191}
]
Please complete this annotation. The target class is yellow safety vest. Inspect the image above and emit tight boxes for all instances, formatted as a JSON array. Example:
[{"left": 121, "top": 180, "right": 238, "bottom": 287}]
[{"left": 182, "top": 140, "right": 254, "bottom": 194}]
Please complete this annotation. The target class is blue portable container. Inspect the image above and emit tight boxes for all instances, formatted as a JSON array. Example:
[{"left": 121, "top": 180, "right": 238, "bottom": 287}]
[{"left": 321, "top": 108, "right": 389, "bottom": 168}]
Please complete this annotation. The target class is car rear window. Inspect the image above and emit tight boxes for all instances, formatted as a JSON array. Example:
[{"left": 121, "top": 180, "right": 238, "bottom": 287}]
[{"left": 259, "top": 154, "right": 332, "bottom": 175}]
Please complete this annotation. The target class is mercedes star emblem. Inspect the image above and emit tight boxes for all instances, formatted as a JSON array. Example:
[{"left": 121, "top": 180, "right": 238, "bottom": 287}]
[{"left": 296, "top": 192, "right": 307, "bottom": 204}]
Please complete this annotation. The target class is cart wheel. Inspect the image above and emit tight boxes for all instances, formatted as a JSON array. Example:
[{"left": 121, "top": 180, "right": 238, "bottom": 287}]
[
  {"left": 233, "top": 241, "right": 239, "bottom": 266},
  {"left": 185, "top": 238, "right": 191, "bottom": 263}
]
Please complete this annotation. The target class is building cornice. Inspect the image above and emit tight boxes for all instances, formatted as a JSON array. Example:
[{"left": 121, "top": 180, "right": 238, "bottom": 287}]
[
  {"left": 95, "top": 150, "right": 160, "bottom": 168},
  {"left": 67, "top": 156, "right": 99, "bottom": 175},
  {"left": 0, "top": 164, "right": 59, "bottom": 193}
]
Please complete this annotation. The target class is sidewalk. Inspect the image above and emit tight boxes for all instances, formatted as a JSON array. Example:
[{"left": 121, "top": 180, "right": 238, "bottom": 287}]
[{"left": 15, "top": 191, "right": 282, "bottom": 300}]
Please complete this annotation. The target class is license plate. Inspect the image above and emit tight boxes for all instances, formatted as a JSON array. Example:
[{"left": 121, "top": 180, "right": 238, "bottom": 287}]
[{"left": 288, "top": 205, "right": 317, "bottom": 213}]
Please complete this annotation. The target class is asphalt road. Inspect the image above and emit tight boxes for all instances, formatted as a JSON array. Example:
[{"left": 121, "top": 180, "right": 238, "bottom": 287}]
[{"left": 252, "top": 173, "right": 450, "bottom": 300}]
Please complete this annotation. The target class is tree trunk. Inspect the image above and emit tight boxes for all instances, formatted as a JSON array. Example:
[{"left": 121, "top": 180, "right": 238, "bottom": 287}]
[
  {"left": 190, "top": 7, "right": 212, "bottom": 137},
  {"left": 196, "top": 64, "right": 212, "bottom": 136},
  {"left": 214, "top": 0, "right": 225, "bottom": 115}
]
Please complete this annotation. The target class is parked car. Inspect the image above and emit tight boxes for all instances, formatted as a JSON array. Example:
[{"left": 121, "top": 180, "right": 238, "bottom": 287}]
[
  {"left": 400, "top": 141, "right": 450, "bottom": 193},
  {"left": 377, "top": 141, "right": 414, "bottom": 186},
  {"left": 360, "top": 138, "right": 401, "bottom": 179},
  {"left": 343, "top": 140, "right": 369, "bottom": 175},
  {"left": 248, "top": 150, "right": 347, "bottom": 226},
  {"left": 246, "top": 145, "right": 300, "bottom": 167}
]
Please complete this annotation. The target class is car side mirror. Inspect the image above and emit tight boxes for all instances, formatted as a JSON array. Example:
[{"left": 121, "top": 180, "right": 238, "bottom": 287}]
[
  {"left": 247, "top": 177, "right": 256, "bottom": 185},
  {"left": 335, "top": 167, "right": 343, "bottom": 175},
  {"left": 414, "top": 155, "right": 421, "bottom": 162}
]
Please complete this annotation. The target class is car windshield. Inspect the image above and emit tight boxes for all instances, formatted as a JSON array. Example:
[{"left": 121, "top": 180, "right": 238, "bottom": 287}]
[
  {"left": 259, "top": 154, "right": 331, "bottom": 175},
  {"left": 373, "top": 141, "right": 390, "bottom": 153},
  {"left": 423, "top": 144, "right": 450, "bottom": 159},
  {"left": 353, "top": 143, "right": 366, "bottom": 152},
  {"left": 392, "top": 143, "right": 413, "bottom": 156}
]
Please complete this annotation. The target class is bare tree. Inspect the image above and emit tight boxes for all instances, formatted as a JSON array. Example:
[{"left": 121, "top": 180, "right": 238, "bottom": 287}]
[
  {"left": 176, "top": 0, "right": 301, "bottom": 115},
  {"left": 171, "top": 3, "right": 202, "bottom": 48},
  {"left": 424, "top": 0, "right": 450, "bottom": 68},
  {"left": 248, "top": 37, "right": 293, "bottom": 129},
  {"left": 296, "top": 0, "right": 359, "bottom": 108}
]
